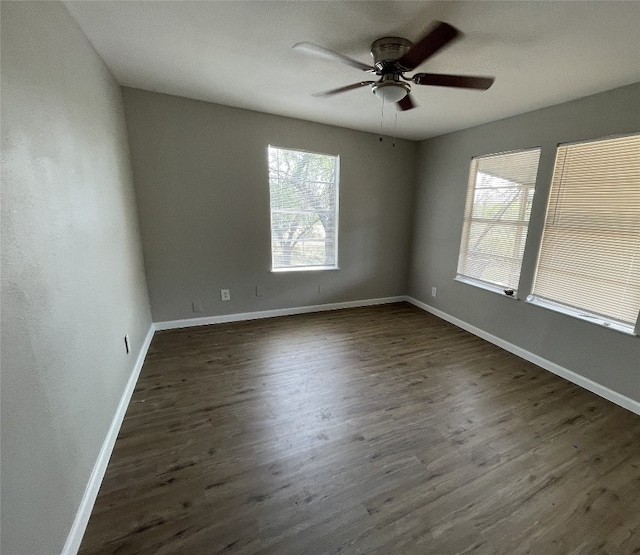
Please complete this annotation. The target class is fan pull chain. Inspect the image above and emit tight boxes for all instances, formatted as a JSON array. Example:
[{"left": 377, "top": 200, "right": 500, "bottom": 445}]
[
  {"left": 379, "top": 95, "right": 385, "bottom": 141},
  {"left": 393, "top": 110, "right": 398, "bottom": 147}
]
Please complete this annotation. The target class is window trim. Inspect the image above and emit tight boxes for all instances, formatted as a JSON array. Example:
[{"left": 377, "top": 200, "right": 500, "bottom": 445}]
[
  {"left": 271, "top": 265, "right": 339, "bottom": 273},
  {"left": 455, "top": 275, "right": 519, "bottom": 299},
  {"left": 526, "top": 296, "right": 637, "bottom": 336}
]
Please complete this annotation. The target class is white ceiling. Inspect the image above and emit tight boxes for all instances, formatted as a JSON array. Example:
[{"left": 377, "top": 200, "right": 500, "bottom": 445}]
[{"left": 64, "top": 1, "right": 640, "bottom": 141}]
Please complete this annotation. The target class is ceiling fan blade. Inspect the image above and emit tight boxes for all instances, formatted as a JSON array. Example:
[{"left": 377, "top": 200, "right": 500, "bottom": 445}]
[
  {"left": 396, "top": 21, "right": 460, "bottom": 71},
  {"left": 293, "top": 42, "right": 375, "bottom": 72},
  {"left": 397, "top": 94, "right": 416, "bottom": 111},
  {"left": 312, "top": 81, "right": 376, "bottom": 97},
  {"left": 413, "top": 72, "right": 495, "bottom": 90}
]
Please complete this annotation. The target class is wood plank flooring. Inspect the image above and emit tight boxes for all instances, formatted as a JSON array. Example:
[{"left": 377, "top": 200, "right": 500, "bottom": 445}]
[{"left": 79, "top": 303, "right": 640, "bottom": 554}]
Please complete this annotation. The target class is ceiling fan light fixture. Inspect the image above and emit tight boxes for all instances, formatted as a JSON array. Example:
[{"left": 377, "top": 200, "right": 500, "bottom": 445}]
[{"left": 372, "top": 81, "right": 410, "bottom": 103}]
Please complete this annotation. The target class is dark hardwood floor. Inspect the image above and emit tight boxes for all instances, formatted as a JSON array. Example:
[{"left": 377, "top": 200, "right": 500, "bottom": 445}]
[{"left": 79, "top": 303, "right": 640, "bottom": 554}]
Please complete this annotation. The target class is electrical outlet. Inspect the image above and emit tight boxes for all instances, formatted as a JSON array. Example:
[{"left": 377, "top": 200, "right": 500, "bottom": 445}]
[
  {"left": 255, "top": 286, "right": 264, "bottom": 297},
  {"left": 221, "top": 289, "right": 231, "bottom": 301},
  {"left": 431, "top": 287, "right": 437, "bottom": 298},
  {"left": 124, "top": 334, "right": 130, "bottom": 354},
  {"left": 192, "top": 301, "right": 203, "bottom": 313}
]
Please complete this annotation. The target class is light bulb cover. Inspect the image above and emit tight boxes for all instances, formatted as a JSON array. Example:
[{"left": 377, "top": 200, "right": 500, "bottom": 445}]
[{"left": 372, "top": 81, "right": 410, "bottom": 103}]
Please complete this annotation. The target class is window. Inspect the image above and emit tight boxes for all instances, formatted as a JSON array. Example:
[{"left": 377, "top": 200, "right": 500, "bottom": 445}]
[
  {"left": 529, "top": 134, "right": 640, "bottom": 334},
  {"left": 268, "top": 146, "right": 339, "bottom": 270},
  {"left": 456, "top": 148, "right": 541, "bottom": 294}
]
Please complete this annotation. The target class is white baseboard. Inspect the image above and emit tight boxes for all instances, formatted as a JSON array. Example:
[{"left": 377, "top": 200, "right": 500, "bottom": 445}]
[
  {"left": 406, "top": 296, "right": 640, "bottom": 416},
  {"left": 61, "top": 324, "right": 156, "bottom": 555},
  {"left": 154, "top": 296, "right": 406, "bottom": 331}
]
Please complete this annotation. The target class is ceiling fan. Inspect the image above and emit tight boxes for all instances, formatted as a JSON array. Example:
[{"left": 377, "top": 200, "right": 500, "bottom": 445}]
[{"left": 293, "top": 21, "right": 494, "bottom": 111}]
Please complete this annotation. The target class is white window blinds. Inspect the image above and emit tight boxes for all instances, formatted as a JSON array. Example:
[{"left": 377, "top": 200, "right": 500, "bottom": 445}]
[
  {"left": 456, "top": 148, "right": 541, "bottom": 292},
  {"left": 530, "top": 134, "right": 640, "bottom": 331},
  {"left": 268, "top": 146, "right": 339, "bottom": 270}
]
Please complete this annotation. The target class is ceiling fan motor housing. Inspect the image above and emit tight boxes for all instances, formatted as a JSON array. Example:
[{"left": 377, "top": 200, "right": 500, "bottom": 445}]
[
  {"left": 371, "top": 37, "right": 413, "bottom": 71},
  {"left": 370, "top": 37, "right": 413, "bottom": 101}
]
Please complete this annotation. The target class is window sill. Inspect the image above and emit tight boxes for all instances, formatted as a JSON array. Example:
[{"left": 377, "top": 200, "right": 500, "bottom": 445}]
[
  {"left": 272, "top": 266, "right": 339, "bottom": 273},
  {"left": 455, "top": 275, "right": 519, "bottom": 299},
  {"left": 526, "top": 296, "right": 638, "bottom": 336}
]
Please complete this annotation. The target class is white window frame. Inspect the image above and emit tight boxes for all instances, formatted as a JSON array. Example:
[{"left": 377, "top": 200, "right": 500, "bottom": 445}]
[{"left": 268, "top": 145, "right": 339, "bottom": 272}]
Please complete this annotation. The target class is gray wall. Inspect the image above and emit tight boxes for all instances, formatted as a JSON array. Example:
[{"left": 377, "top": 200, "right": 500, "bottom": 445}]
[
  {"left": 122, "top": 88, "right": 417, "bottom": 323},
  {"left": 409, "top": 83, "right": 640, "bottom": 403},
  {"left": 0, "top": 3, "right": 152, "bottom": 554}
]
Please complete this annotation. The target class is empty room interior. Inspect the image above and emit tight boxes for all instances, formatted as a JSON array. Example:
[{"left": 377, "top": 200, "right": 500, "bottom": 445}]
[{"left": 2, "top": 1, "right": 640, "bottom": 554}]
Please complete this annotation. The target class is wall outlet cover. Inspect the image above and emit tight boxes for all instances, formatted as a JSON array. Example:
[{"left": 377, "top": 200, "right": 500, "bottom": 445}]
[{"left": 221, "top": 289, "right": 231, "bottom": 301}]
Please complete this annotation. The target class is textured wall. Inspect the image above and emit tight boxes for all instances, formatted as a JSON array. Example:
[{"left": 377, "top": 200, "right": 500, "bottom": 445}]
[
  {"left": 0, "top": 3, "right": 152, "bottom": 553},
  {"left": 409, "top": 83, "right": 640, "bottom": 403},
  {"left": 122, "top": 88, "right": 417, "bottom": 323}
]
